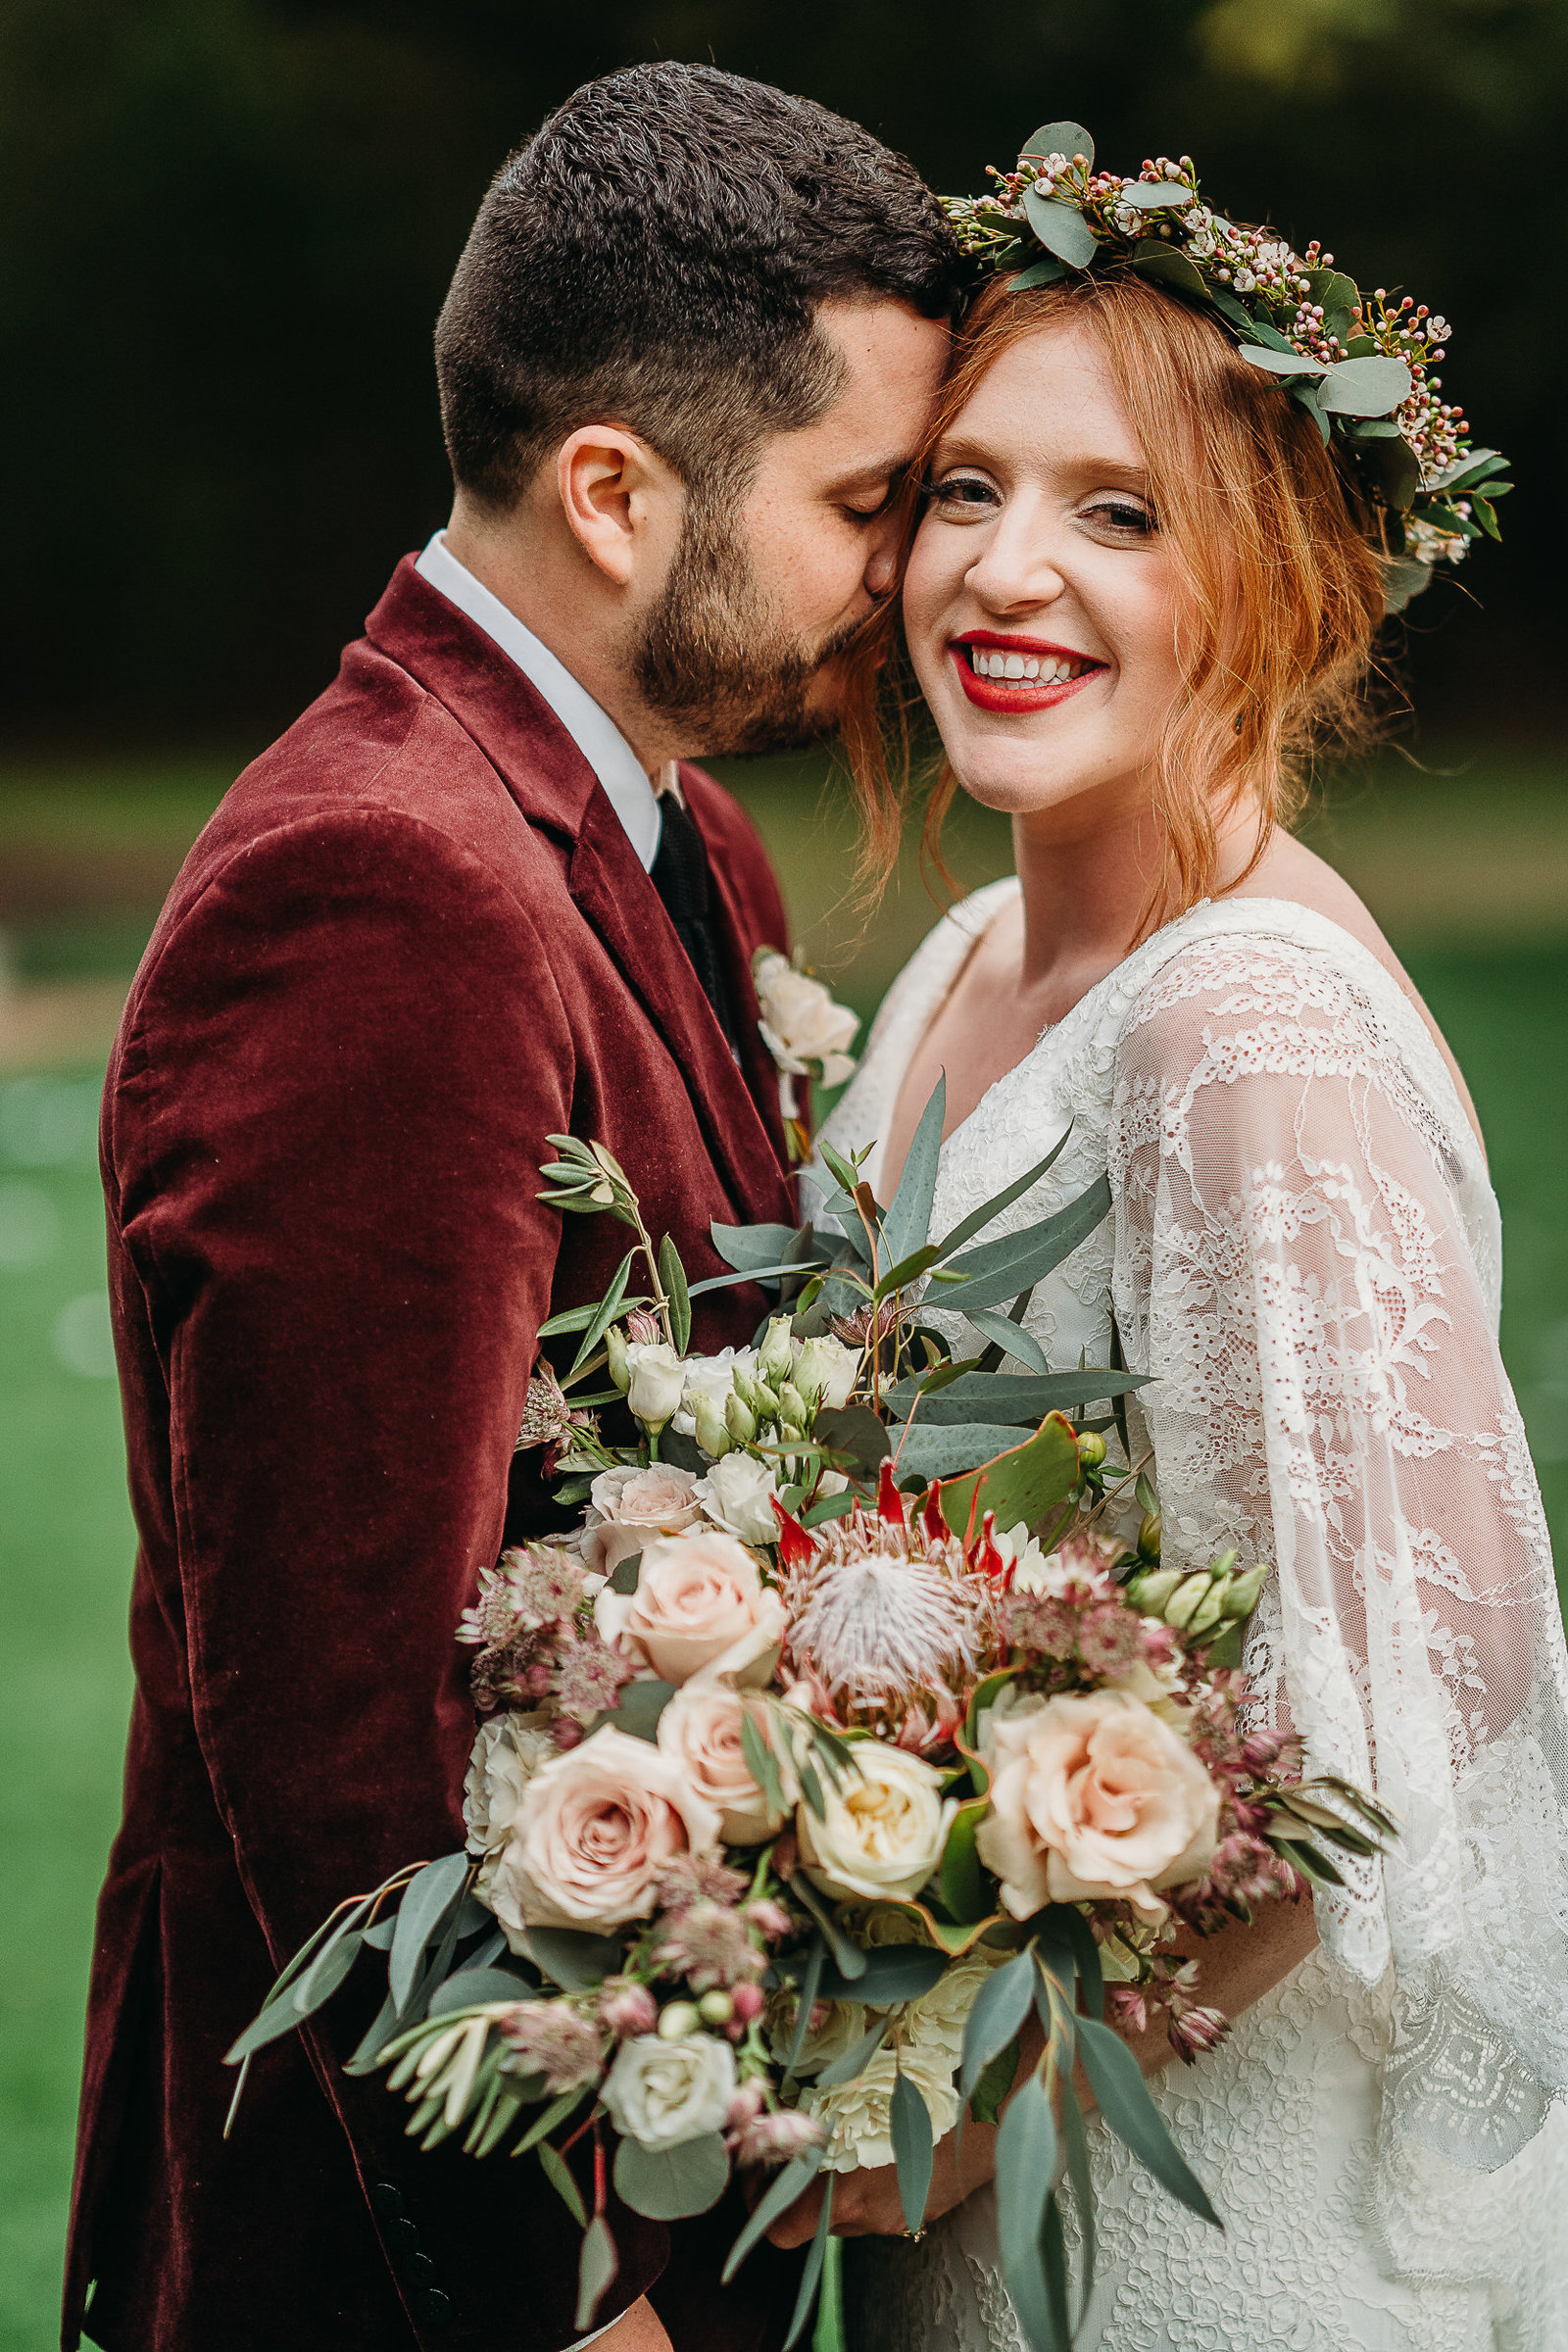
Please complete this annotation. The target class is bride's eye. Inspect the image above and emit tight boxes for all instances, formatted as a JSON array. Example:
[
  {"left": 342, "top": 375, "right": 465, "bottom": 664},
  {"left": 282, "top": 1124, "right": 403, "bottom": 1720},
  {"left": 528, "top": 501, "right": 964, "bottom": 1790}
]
[
  {"left": 1080, "top": 496, "right": 1156, "bottom": 539},
  {"left": 924, "top": 470, "right": 1000, "bottom": 515}
]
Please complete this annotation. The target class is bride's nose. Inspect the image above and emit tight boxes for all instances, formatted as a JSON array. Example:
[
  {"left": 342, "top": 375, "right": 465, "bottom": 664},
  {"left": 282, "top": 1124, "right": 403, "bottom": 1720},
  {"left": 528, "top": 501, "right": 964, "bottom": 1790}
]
[{"left": 965, "top": 504, "right": 1067, "bottom": 614}]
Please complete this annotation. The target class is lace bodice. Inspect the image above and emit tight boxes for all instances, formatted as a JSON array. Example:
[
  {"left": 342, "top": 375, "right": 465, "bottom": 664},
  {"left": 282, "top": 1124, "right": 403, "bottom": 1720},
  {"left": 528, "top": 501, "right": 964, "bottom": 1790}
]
[{"left": 818, "top": 885, "right": 1568, "bottom": 2331}]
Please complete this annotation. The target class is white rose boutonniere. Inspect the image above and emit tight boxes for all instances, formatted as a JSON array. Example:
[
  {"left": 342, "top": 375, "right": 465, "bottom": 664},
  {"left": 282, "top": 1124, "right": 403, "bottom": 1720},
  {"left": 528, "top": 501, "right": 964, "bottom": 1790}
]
[
  {"left": 752, "top": 948, "right": 858, "bottom": 1088},
  {"left": 601, "top": 2032, "right": 736, "bottom": 2150}
]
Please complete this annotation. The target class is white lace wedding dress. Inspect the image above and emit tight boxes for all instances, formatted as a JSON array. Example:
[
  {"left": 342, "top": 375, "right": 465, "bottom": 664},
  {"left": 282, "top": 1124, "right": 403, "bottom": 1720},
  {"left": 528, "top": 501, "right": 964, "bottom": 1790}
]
[{"left": 813, "top": 883, "right": 1568, "bottom": 2352}]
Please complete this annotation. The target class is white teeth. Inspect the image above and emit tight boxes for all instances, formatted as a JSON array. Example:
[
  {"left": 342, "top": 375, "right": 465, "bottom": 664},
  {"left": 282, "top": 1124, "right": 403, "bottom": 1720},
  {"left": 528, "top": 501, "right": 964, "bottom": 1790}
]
[
  {"left": 1023, "top": 657, "right": 1040, "bottom": 678},
  {"left": 968, "top": 645, "right": 1092, "bottom": 683},
  {"left": 1004, "top": 653, "right": 1025, "bottom": 679}
]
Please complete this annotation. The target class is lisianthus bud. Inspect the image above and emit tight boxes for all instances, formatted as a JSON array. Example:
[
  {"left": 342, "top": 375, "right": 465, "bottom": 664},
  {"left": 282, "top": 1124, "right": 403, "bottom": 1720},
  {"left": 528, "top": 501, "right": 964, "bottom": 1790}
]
[
  {"left": 733, "top": 1368, "right": 771, "bottom": 1420},
  {"left": 758, "top": 1317, "right": 794, "bottom": 1386},
  {"left": 694, "top": 1392, "right": 733, "bottom": 1459},
  {"left": 1138, "top": 1510, "right": 1162, "bottom": 1560},
  {"left": 775, "top": 1382, "right": 809, "bottom": 1430},
  {"left": 606, "top": 1324, "right": 630, "bottom": 1394},
  {"left": 1163, "top": 1571, "right": 1212, "bottom": 1630},
  {"left": 724, "top": 1391, "right": 758, "bottom": 1446},
  {"left": 792, "top": 1335, "right": 860, "bottom": 1411},
  {"left": 1224, "top": 1563, "right": 1267, "bottom": 1619},
  {"left": 1187, "top": 1576, "right": 1230, "bottom": 1637},
  {"left": 1125, "top": 1565, "right": 1182, "bottom": 1614}
]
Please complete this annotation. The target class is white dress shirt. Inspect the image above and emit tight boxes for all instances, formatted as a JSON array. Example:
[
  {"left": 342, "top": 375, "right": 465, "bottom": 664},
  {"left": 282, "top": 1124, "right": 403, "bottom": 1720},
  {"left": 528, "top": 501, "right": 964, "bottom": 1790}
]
[{"left": 415, "top": 530, "right": 665, "bottom": 870}]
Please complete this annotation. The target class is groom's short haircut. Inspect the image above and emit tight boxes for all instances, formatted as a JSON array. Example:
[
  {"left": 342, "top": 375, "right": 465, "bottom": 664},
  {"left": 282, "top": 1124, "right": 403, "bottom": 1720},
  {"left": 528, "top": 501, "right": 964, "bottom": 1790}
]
[{"left": 435, "top": 63, "right": 960, "bottom": 509}]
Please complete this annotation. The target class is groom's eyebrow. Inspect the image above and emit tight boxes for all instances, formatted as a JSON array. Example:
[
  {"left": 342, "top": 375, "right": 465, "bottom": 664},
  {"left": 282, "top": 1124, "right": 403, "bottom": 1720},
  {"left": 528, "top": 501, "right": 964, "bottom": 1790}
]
[{"left": 825, "top": 452, "right": 915, "bottom": 496}]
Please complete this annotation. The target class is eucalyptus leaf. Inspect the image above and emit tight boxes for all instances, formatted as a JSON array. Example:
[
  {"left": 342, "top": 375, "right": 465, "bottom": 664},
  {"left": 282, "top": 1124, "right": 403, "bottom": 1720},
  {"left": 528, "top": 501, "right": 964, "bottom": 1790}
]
[
  {"left": 1076, "top": 2016, "right": 1221, "bottom": 2226},
  {"left": 1021, "top": 188, "right": 1097, "bottom": 269},
  {"left": 819, "top": 1943, "right": 947, "bottom": 2006},
  {"left": 600, "top": 1677, "right": 675, "bottom": 1742},
  {"left": 1117, "top": 180, "right": 1194, "bottom": 209},
  {"left": 960, "top": 1948, "right": 1037, "bottom": 2102},
  {"left": 389, "top": 1852, "right": 469, "bottom": 2014},
  {"left": 882, "top": 1076, "right": 945, "bottom": 1266},
  {"left": 659, "top": 1235, "right": 692, "bottom": 1355},
  {"left": 613, "top": 2129, "right": 730, "bottom": 2220},
  {"left": 1010, "top": 256, "right": 1067, "bottom": 290},
  {"left": 1131, "top": 246, "right": 1208, "bottom": 301},
  {"left": 894, "top": 1422, "right": 1049, "bottom": 1479},
  {"left": 815, "top": 2014, "right": 891, "bottom": 2089},
  {"left": 891, "top": 2069, "right": 935, "bottom": 2234},
  {"left": 290, "top": 1928, "right": 366, "bottom": 2016},
  {"left": 569, "top": 1249, "right": 637, "bottom": 1379},
  {"left": 687, "top": 1258, "right": 826, "bottom": 1299},
  {"left": 362, "top": 1914, "right": 397, "bottom": 1950},
  {"left": 937, "top": 1414, "right": 1082, "bottom": 1542},
  {"left": 783, "top": 1935, "right": 826, "bottom": 2081},
  {"left": 1059, "top": 2082, "right": 1097, "bottom": 2326},
  {"left": 722, "top": 2148, "right": 825, "bottom": 2280},
  {"left": 1318, "top": 355, "right": 1412, "bottom": 416},
  {"left": 937, "top": 1799, "right": 989, "bottom": 1924},
  {"left": 934, "top": 1128, "right": 1071, "bottom": 1259},
  {"left": 609, "top": 1550, "right": 643, "bottom": 1596},
  {"left": 934, "top": 1177, "right": 1111, "bottom": 1314},
  {"left": 1018, "top": 122, "right": 1094, "bottom": 172},
  {"left": 813, "top": 1404, "right": 891, "bottom": 1475},
  {"left": 996, "top": 2075, "right": 1061, "bottom": 2352},
  {"left": 540, "top": 2139, "right": 589, "bottom": 2230},
  {"left": 343, "top": 1988, "right": 403, "bottom": 2076},
  {"left": 783, "top": 2172, "right": 836, "bottom": 2351},
  {"left": 885, "top": 1370, "right": 1148, "bottom": 1426},
  {"left": 969, "top": 2039, "right": 1018, "bottom": 2127},
  {"left": 575, "top": 2213, "right": 619, "bottom": 2332},
  {"left": 425, "top": 1965, "right": 536, "bottom": 2015},
  {"left": 1382, "top": 558, "right": 1432, "bottom": 612},
  {"left": 789, "top": 1875, "right": 868, "bottom": 1980},
  {"left": 522, "top": 1925, "right": 622, "bottom": 1990},
  {"left": 710, "top": 1220, "right": 808, "bottom": 1273},
  {"left": 1238, "top": 344, "right": 1325, "bottom": 378},
  {"left": 963, "top": 1310, "right": 1053, "bottom": 1376}
]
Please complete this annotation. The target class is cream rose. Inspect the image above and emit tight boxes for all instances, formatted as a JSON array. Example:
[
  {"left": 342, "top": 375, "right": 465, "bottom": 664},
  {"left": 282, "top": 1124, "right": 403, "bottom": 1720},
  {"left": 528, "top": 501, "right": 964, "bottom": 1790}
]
[
  {"left": 753, "top": 951, "right": 859, "bottom": 1086},
  {"left": 464, "top": 1711, "right": 557, "bottom": 1898},
  {"left": 597, "top": 1529, "right": 784, "bottom": 1687},
  {"left": 694, "top": 1452, "right": 781, "bottom": 1547},
  {"left": 657, "top": 1679, "right": 794, "bottom": 1845},
  {"left": 579, "top": 1462, "right": 703, "bottom": 1578},
  {"left": 623, "top": 1340, "right": 687, "bottom": 1429},
  {"left": 798, "top": 1740, "right": 956, "bottom": 1904},
  {"left": 602, "top": 2032, "right": 736, "bottom": 2150},
  {"left": 673, "top": 1347, "right": 758, "bottom": 1440},
  {"left": 977, "top": 1689, "right": 1220, "bottom": 1921},
  {"left": 490, "top": 1724, "right": 720, "bottom": 1939}
]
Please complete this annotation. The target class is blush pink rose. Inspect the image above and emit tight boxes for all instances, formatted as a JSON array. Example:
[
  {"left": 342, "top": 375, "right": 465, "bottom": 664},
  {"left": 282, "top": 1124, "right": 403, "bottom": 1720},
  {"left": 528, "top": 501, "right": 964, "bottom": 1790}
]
[
  {"left": 491, "top": 1724, "right": 721, "bottom": 1938},
  {"left": 976, "top": 1689, "right": 1220, "bottom": 1921},
  {"left": 597, "top": 1530, "right": 784, "bottom": 1688},
  {"left": 657, "top": 1679, "right": 794, "bottom": 1845},
  {"left": 580, "top": 1463, "right": 704, "bottom": 1579}
]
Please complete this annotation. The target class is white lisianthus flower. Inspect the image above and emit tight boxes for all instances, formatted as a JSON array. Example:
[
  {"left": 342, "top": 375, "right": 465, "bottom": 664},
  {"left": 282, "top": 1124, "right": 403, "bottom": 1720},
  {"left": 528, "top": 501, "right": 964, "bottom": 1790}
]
[
  {"left": 463, "top": 1712, "right": 557, "bottom": 1900},
  {"left": 992, "top": 1520, "right": 1052, "bottom": 1593},
  {"left": 601, "top": 2032, "right": 736, "bottom": 2150},
  {"left": 791, "top": 1334, "right": 861, "bottom": 1411},
  {"left": 695, "top": 1452, "right": 782, "bottom": 1548},
  {"left": 797, "top": 1740, "right": 956, "bottom": 1904},
  {"left": 672, "top": 1347, "right": 758, "bottom": 1440},
  {"left": 624, "top": 1340, "right": 686, "bottom": 1430},
  {"left": 753, "top": 949, "right": 859, "bottom": 1087}
]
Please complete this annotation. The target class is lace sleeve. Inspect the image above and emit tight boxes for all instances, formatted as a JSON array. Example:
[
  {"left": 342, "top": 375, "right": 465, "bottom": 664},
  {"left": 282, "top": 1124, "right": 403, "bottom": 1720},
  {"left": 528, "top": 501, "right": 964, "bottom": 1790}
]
[{"left": 1107, "top": 934, "right": 1568, "bottom": 2171}]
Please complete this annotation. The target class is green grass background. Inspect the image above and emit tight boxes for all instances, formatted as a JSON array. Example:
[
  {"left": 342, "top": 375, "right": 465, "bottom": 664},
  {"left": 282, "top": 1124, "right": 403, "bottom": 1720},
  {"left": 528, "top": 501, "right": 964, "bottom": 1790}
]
[{"left": 1, "top": 755, "right": 1565, "bottom": 2349}]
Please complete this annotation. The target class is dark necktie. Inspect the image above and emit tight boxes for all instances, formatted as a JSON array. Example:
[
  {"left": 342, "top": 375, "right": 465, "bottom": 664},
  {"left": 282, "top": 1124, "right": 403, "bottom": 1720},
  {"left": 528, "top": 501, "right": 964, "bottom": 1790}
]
[{"left": 649, "top": 791, "right": 739, "bottom": 1052}]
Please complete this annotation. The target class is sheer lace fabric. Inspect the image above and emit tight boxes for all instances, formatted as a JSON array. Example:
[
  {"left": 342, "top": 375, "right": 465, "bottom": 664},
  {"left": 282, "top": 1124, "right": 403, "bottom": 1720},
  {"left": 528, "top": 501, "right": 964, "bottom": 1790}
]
[{"left": 815, "top": 888, "right": 1568, "bottom": 2347}]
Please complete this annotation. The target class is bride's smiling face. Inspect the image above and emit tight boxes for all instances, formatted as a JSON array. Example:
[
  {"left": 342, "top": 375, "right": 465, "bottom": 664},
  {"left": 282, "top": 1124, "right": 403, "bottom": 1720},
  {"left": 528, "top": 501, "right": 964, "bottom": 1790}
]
[{"left": 903, "top": 317, "right": 1186, "bottom": 820}]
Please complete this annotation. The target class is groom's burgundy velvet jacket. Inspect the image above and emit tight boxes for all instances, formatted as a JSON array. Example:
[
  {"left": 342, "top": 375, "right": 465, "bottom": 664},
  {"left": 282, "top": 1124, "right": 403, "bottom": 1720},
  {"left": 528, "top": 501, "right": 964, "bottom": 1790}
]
[{"left": 66, "top": 559, "right": 806, "bottom": 2352}]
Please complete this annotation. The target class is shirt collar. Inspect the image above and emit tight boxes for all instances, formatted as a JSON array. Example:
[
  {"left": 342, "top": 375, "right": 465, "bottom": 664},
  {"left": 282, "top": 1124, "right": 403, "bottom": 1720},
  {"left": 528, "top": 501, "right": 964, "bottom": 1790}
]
[{"left": 414, "top": 530, "right": 663, "bottom": 870}]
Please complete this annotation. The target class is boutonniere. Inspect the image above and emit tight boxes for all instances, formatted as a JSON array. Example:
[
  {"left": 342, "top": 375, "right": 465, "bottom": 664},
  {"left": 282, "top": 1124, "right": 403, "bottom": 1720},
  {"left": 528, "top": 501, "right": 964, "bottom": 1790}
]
[{"left": 751, "top": 946, "right": 859, "bottom": 1088}]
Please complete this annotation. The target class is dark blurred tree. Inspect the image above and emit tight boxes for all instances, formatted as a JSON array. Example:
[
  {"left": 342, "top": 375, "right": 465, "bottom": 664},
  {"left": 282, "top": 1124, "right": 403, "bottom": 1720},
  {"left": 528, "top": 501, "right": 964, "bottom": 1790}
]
[{"left": 2, "top": 0, "right": 1563, "bottom": 743}]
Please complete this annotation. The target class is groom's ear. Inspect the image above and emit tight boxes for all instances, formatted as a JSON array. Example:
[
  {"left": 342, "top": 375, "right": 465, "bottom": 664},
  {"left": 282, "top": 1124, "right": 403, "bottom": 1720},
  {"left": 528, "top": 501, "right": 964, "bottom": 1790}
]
[{"left": 555, "top": 424, "right": 681, "bottom": 589}]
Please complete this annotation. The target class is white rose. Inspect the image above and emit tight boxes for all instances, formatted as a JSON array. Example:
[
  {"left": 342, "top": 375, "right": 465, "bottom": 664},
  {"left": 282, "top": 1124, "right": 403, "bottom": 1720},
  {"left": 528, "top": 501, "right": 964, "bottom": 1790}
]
[
  {"left": 805, "top": 2034, "right": 959, "bottom": 2173},
  {"left": 695, "top": 1452, "right": 782, "bottom": 1548},
  {"left": 579, "top": 1462, "right": 703, "bottom": 1578},
  {"left": 624, "top": 1340, "right": 687, "bottom": 1429},
  {"left": 601, "top": 2032, "right": 736, "bottom": 2150},
  {"left": 797, "top": 1740, "right": 956, "bottom": 1904},
  {"left": 673, "top": 1347, "right": 758, "bottom": 1440},
  {"left": 792, "top": 1334, "right": 861, "bottom": 1411},
  {"left": 753, "top": 950, "right": 859, "bottom": 1087},
  {"left": 463, "top": 1712, "right": 558, "bottom": 1899},
  {"left": 764, "top": 1994, "right": 867, "bottom": 2077}
]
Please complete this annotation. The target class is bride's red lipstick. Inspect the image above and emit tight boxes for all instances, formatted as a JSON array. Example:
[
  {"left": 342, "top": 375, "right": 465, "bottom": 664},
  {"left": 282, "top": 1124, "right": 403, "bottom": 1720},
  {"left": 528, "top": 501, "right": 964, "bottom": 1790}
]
[{"left": 951, "top": 629, "right": 1105, "bottom": 714}]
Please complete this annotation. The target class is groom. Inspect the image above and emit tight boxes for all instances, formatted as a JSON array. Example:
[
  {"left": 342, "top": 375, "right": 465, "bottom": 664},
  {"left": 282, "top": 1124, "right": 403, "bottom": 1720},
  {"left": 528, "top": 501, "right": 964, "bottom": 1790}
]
[{"left": 65, "top": 63, "right": 956, "bottom": 2352}]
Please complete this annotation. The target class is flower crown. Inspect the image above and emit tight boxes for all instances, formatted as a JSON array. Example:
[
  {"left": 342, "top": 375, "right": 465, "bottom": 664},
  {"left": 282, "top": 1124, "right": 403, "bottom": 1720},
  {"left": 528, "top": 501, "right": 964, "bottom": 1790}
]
[{"left": 942, "top": 122, "right": 1510, "bottom": 610}]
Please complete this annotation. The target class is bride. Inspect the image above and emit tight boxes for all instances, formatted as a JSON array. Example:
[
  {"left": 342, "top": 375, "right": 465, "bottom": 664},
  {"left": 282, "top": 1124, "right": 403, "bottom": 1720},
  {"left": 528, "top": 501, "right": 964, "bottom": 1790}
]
[{"left": 782, "top": 149, "right": 1568, "bottom": 2350}]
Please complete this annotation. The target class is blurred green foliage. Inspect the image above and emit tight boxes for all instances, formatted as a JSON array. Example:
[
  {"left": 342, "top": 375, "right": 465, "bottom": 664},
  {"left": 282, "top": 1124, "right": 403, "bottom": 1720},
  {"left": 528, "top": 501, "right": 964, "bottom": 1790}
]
[{"left": 1, "top": 0, "right": 1563, "bottom": 741}]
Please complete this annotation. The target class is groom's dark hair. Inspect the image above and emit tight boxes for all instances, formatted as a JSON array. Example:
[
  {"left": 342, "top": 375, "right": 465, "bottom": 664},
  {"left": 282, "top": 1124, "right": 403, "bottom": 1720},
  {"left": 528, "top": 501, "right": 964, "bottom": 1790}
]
[{"left": 434, "top": 63, "right": 960, "bottom": 509}]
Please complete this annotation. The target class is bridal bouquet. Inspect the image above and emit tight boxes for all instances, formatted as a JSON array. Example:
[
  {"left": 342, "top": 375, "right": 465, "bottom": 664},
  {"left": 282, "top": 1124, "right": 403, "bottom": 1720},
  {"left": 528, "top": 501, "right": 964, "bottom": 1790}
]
[{"left": 228, "top": 1086, "right": 1392, "bottom": 2350}]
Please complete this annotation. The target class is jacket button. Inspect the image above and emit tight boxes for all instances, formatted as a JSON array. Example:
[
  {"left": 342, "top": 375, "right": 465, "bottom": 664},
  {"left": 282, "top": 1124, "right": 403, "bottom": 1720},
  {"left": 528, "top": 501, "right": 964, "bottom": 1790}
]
[
  {"left": 369, "top": 2181, "right": 407, "bottom": 2219},
  {"left": 415, "top": 2287, "right": 454, "bottom": 2327},
  {"left": 385, "top": 2217, "right": 420, "bottom": 2255},
  {"left": 407, "top": 2252, "right": 437, "bottom": 2285}
]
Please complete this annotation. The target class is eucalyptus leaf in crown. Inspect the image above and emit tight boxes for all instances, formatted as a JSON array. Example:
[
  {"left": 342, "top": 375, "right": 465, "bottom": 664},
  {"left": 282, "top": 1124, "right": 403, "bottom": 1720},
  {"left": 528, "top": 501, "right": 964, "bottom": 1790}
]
[{"left": 943, "top": 122, "right": 1511, "bottom": 611}]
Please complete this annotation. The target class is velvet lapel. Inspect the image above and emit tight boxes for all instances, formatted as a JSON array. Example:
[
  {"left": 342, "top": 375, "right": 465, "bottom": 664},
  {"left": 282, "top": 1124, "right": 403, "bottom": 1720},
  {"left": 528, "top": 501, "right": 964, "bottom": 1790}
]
[{"left": 365, "top": 559, "right": 791, "bottom": 1229}]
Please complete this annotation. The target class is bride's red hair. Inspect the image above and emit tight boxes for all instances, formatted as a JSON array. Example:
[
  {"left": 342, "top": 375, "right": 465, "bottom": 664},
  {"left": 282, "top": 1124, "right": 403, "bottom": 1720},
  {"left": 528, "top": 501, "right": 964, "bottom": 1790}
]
[{"left": 838, "top": 269, "right": 1393, "bottom": 936}]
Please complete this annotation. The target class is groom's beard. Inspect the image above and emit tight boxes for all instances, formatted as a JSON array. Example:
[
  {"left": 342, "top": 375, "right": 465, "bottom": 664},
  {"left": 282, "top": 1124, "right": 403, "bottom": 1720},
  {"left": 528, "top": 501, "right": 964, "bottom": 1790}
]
[{"left": 633, "top": 498, "right": 873, "bottom": 759}]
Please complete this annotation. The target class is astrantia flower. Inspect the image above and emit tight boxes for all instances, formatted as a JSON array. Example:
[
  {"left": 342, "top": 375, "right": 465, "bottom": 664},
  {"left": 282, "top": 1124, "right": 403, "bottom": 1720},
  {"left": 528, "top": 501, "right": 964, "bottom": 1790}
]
[
  {"left": 653, "top": 1853, "right": 749, "bottom": 1914},
  {"left": 499, "top": 2000, "right": 605, "bottom": 2094},
  {"left": 780, "top": 1506, "right": 999, "bottom": 1750},
  {"left": 728, "top": 2106, "right": 828, "bottom": 2167},
  {"left": 652, "top": 1898, "right": 765, "bottom": 1993},
  {"left": 551, "top": 1629, "right": 636, "bottom": 1728}
]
